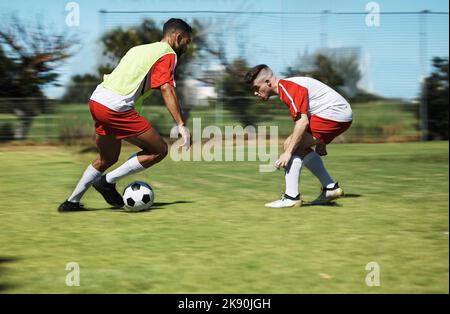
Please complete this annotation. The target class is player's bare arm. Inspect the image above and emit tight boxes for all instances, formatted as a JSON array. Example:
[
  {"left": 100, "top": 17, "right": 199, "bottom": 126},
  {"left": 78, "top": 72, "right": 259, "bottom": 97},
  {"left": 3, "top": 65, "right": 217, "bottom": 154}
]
[
  {"left": 276, "top": 114, "right": 309, "bottom": 169},
  {"left": 160, "top": 82, "right": 184, "bottom": 125},
  {"left": 160, "top": 82, "right": 191, "bottom": 149}
]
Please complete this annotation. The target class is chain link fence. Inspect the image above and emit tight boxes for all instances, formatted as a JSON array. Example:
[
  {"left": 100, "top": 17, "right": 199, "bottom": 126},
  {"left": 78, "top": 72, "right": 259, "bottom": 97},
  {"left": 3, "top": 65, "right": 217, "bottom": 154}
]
[{"left": 0, "top": 9, "right": 448, "bottom": 143}]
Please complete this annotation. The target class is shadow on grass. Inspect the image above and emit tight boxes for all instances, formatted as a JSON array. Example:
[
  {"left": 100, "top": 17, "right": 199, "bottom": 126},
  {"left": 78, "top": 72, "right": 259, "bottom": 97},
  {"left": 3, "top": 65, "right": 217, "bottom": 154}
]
[
  {"left": 113, "top": 201, "right": 195, "bottom": 214},
  {"left": 106, "top": 201, "right": 194, "bottom": 214},
  {"left": 300, "top": 194, "right": 362, "bottom": 207},
  {"left": 58, "top": 201, "right": 194, "bottom": 214},
  {"left": 344, "top": 194, "right": 362, "bottom": 198},
  {"left": 0, "top": 257, "right": 19, "bottom": 292},
  {"left": 57, "top": 206, "right": 114, "bottom": 213},
  {"left": 301, "top": 202, "right": 343, "bottom": 207},
  {"left": 153, "top": 201, "right": 194, "bottom": 206},
  {"left": 120, "top": 207, "right": 164, "bottom": 213}
]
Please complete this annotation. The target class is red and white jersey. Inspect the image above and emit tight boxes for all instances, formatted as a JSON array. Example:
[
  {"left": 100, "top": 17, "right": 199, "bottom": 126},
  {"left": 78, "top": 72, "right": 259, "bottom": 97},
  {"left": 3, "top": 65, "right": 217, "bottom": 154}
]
[
  {"left": 90, "top": 54, "right": 177, "bottom": 112},
  {"left": 278, "top": 77, "right": 352, "bottom": 122}
]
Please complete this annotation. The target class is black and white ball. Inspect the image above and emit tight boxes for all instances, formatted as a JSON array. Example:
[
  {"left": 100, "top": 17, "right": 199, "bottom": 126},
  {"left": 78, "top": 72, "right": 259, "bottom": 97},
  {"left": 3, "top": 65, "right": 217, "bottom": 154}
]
[{"left": 122, "top": 181, "right": 154, "bottom": 211}]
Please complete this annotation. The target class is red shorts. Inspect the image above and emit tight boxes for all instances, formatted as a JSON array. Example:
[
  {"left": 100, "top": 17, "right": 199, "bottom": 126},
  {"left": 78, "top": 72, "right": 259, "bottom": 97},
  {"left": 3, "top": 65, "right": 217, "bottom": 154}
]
[
  {"left": 308, "top": 115, "right": 352, "bottom": 144},
  {"left": 89, "top": 100, "right": 152, "bottom": 139}
]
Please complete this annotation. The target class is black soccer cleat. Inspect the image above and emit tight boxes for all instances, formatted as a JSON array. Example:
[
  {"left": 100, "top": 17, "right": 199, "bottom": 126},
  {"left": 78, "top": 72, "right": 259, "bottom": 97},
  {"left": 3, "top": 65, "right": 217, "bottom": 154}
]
[
  {"left": 92, "top": 175, "right": 124, "bottom": 208},
  {"left": 58, "top": 200, "right": 87, "bottom": 213},
  {"left": 311, "top": 182, "right": 344, "bottom": 205}
]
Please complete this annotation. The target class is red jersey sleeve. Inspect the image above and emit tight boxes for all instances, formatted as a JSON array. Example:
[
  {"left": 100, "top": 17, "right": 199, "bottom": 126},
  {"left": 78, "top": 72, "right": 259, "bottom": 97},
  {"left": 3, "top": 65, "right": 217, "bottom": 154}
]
[
  {"left": 149, "top": 54, "right": 177, "bottom": 89},
  {"left": 278, "top": 79, "right": 309, "bottom": 120}
]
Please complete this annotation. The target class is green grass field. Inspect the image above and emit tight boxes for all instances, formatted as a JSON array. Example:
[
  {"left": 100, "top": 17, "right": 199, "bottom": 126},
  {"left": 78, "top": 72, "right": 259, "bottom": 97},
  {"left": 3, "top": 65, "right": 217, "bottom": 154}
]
[{"left": 0, "top": 141, "right": 448, "bottom": 293}]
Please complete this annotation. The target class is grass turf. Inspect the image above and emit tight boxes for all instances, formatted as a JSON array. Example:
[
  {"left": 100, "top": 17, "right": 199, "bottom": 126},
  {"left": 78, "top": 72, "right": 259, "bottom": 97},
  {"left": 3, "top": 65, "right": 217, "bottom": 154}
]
[{"left": 0, "top": 141, "right": 448, "bottom": 293}]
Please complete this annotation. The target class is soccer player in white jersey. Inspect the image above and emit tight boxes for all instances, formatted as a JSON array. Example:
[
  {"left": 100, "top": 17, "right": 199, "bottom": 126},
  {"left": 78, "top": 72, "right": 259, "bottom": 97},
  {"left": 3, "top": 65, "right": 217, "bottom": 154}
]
[
  {"left": 58, "top": 19, "right": 192, "bottom": 212},
  {"left": 245, "top": 64, "right": 353, "bottom": 208}
]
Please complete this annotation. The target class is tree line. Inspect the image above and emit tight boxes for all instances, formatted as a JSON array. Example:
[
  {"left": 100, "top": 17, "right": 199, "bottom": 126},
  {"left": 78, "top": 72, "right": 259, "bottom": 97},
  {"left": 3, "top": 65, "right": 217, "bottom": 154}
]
[{"left": 0, "top": 17, "right": 448, "bottom": 141}]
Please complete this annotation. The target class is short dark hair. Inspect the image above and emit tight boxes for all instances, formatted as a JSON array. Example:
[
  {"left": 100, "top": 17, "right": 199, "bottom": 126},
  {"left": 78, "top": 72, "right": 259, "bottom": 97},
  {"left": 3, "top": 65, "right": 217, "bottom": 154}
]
[
  {"left": 163, "top": 18, "right": 192, "bottom": 37},
  {"left": 244, "top": 64, "right": 269, "bottom": 84}
]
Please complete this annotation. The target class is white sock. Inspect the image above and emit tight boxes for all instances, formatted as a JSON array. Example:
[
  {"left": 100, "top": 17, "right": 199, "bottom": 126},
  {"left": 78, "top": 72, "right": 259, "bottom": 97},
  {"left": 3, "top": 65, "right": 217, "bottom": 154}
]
[
  {"left": 303, "top": 151, "right": 335, "bottom": 188},
  {"left": 284, "top": 155, "right": 302, "bottom": 198},
  {"left": 68, "top": 164, "right": 102, "bottom": 203},
  {"left": 105, "top": 155, "right": 145, "bottom": 184}
]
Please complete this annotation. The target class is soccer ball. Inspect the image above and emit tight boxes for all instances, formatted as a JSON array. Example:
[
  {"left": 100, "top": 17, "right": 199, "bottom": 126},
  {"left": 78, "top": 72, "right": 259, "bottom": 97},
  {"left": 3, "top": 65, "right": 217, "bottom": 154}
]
[{"left": 122, "top": 181, "right": 154, "bottom": 212}]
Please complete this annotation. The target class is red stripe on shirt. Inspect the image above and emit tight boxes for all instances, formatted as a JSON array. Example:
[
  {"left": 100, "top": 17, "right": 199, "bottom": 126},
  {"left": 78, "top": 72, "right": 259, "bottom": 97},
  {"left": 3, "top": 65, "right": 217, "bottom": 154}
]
[
  {"left": 278, "top": 79, "right": 309, "bottom": 120},
  {"left": 149, "top": 54, "right": 177, "bottom": 89}
]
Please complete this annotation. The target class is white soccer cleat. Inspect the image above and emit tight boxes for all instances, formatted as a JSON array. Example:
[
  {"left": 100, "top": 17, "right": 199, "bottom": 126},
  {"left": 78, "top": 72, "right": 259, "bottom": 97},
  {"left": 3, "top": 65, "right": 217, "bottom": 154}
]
[
  {"left": 265, "top": 194, "right": 302, "bottom": 208},
  {"left": 311, "top": 182, "right": 344, "bottom": 205}
]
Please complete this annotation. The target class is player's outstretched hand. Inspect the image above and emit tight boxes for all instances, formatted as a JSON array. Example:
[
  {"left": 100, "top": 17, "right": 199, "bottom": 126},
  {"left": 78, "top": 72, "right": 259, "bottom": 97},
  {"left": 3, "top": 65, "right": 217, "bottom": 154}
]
[
  {"left": 315, "top": 142, "right": 328, "bottom": 156},
  {"left": 178, "top": 124, "right": 191, "bottom": 150},
  {"left": 275, "top": 152, "right": 292, "bottom": 169}
]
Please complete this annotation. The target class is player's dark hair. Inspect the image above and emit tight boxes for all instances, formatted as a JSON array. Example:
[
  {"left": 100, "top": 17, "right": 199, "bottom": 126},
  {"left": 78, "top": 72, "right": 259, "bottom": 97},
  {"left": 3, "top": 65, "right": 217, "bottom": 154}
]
[
  {"left": 244, "top": 64, "right": 269, "bottom": 84},
  {"left": 163, "top": 18, "right": 193, "bottom": 37}
]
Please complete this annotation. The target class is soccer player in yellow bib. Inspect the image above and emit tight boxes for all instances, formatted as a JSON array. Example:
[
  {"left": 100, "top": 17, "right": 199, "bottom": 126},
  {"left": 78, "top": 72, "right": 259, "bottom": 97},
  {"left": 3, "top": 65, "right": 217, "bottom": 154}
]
[{"left": 58, "top": 19, "right": 192, "bottom": 212}]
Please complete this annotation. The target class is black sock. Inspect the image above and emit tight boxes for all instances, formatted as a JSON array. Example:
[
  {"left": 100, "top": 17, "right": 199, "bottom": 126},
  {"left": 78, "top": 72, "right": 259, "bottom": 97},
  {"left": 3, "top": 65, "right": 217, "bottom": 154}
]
[{"left": 284, "top": 193, "right": 300, "bottom": 200}]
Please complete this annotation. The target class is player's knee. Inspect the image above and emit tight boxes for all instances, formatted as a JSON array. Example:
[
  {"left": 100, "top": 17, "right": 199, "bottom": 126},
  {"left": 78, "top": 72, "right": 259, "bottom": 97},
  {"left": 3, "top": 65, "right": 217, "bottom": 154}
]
[
  {"left": 299, "top": 148, "right": 313, "bottom": 159},
  {"left": 140, "top": 141, "right": 168, "bottom": 166},
  {"left": 155, "top": 142, "right": 168, "bottom": 161}
]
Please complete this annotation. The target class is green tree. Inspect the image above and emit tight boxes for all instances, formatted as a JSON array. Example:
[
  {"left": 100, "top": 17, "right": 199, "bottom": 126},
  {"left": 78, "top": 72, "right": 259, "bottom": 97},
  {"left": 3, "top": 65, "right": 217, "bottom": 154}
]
[
  {"left": 284, "top": 53, "right": 346, "bottom": 98},
  {"left": 62, "top": 74, "right": 99, "bottom": 104},
  {"left": 219, "top": 58, "right": 257, "bottom": 126},
  {"left": 0, "top": 17, "right": 76, "bottom": 139},
  {"left": 284, "top": 51, "right": 381, "bottom": 102},
  {"left": 310, "top": 54, "right": 346, "bottom": 96},
  {"left": 99, "top": 19, "right": 162, "bottom": 73},
  {"left": 422, "top": 57, "right": 449, "bottom": 140}
]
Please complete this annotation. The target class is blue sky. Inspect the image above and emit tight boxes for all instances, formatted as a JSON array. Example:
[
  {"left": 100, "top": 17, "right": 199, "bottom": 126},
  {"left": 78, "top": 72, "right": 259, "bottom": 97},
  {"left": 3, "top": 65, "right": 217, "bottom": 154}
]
[{"left": 1, "top": 0, "right": 449, "bottom": 100}]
